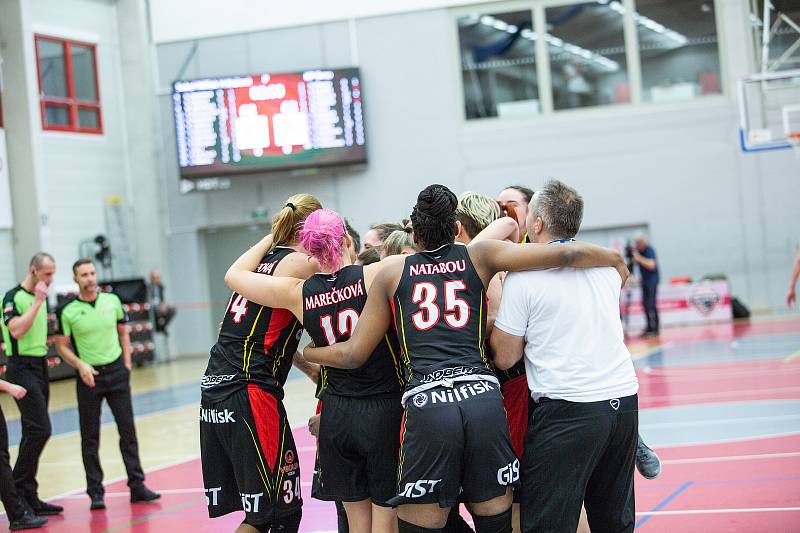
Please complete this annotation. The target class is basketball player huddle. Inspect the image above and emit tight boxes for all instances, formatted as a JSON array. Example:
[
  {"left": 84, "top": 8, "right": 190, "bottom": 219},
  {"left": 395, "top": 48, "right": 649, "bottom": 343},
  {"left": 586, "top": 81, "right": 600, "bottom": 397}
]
[{"left": 200, "top": 182, "right": 648, "bottom": 533}]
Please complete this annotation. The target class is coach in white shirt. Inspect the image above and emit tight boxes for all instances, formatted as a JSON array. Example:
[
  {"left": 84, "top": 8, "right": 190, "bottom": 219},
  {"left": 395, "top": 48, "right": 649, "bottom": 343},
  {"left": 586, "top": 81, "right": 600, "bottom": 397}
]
[{"left": 491, "top": 180, "right": 638, "bottom": 533}]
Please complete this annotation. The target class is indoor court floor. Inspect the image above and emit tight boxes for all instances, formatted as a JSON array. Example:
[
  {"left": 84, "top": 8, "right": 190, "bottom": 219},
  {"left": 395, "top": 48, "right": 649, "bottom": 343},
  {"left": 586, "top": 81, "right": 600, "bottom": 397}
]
[{"left": 1, "top": 314, "right": 799, "bottom": 532}]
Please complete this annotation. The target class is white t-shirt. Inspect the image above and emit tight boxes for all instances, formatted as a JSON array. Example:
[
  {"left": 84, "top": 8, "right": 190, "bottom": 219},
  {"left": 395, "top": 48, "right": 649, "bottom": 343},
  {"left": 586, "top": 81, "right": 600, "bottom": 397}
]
[{"left": 494, "top": 266, "right": 638, "bottom": 403}]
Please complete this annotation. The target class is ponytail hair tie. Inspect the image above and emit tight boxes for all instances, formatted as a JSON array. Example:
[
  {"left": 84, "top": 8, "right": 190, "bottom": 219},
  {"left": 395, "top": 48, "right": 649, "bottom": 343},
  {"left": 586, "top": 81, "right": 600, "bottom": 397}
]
[{"left": 286, "top": 202, "right": 296, "bottom": 211}]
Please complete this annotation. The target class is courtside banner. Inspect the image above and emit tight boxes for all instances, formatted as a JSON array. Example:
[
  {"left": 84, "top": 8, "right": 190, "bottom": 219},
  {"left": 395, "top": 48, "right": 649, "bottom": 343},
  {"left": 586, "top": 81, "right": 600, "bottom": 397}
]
[
  {"left": 0, "top": 130, "right": 12, "bottom": 229},
  {"left": 621, "top": 280, "right": 732, "bottom": 331}
]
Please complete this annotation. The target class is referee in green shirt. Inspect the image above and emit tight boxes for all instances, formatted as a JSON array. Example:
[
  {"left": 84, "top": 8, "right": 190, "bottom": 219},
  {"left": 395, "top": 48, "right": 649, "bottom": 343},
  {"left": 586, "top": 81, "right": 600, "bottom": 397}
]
[
  {"left": 55, "top": 258, "right": 160, "bottom": 510},
  {"left": 1, "top": 252, "right": 63, "bottom": 516}
]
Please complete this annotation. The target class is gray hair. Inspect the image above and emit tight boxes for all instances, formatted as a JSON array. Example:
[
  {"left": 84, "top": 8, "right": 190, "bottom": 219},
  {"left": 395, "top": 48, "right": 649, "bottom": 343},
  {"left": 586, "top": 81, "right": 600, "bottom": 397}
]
[
  {"left": 29, "top": 252, "right": 55, "bottom": 269},
  {"left": 530, "top": 180, "right": 584, "bottom": 239}
]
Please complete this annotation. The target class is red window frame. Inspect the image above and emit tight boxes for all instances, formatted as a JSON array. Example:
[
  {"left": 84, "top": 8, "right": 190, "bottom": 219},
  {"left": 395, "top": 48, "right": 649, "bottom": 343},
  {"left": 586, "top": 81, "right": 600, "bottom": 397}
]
[{"left": 34, "top": 34, "right": 102, "bottom": 134}]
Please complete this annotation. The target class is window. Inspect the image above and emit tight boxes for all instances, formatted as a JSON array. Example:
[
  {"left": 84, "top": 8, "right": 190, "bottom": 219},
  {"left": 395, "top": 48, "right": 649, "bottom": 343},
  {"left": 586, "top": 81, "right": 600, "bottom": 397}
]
[
  {"left": 546, "top": 2, "right": 629, "bottom": 110},
  {"left": 35, "top": 35, "right": 102, "bottom": 133},
  {"left": 458, "top": 10, "right": 539, "bottom": 119},
  {"left": 636, "top": 0, "right": 722, "bottom": 102}
]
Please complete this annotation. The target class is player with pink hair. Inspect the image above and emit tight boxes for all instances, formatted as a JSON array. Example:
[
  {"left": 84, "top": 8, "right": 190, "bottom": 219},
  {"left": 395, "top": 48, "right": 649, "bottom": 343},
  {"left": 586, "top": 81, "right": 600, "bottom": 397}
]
[{"left": 225, "top": 208, "right": 406, "bottom": 533}]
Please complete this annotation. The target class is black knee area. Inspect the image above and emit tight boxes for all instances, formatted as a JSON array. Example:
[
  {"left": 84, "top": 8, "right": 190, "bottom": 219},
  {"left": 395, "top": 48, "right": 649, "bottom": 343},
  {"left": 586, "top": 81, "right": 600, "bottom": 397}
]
[
  {"left": 242, "top": 518, "right": 271, "bottom": 533},
  {"left": 335, "top": 500, "right": 349, "bottom": 533},
  {"left": 443, "top": 507, "right": 475, "bottom": 532},
  {"left": 398, "top": 517, "right": 444, "bottom": 533},
  {"left": 271, "top": 508, "right": 302, "bottom": 532},
  {"left": 472, "top": 508, "right": 512, "bottom": 533}
]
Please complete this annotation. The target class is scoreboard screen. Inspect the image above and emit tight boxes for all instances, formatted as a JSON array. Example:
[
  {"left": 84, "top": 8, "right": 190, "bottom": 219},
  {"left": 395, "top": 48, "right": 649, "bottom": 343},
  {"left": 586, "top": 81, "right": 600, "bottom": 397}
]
[{"left": 173, "top": 67, "right": 366, "bottom": 179}]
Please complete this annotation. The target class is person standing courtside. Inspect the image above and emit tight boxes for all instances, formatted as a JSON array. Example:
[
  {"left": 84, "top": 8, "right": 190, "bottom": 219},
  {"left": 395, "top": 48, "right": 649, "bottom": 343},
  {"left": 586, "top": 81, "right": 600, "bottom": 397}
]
[
  {"left": 0, "top": 378, "right": 48, "bottom": 530},
  {"left": 55, "top": 258, "right": 160, "bottom": 510},
  {"left": 631, "top": 234, "right": 660, "bottom": 337},
  {"left": 492, "top": 181, "right": 638, "bottom": 533},
  {"left": 1, "top": 253, "right": 62, "bottom": 516}
]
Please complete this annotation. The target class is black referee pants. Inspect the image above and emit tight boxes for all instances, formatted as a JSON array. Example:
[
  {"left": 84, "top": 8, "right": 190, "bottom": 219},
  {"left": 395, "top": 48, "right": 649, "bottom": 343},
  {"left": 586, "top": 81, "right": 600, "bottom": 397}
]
[
  {"left": 76, "top": 357, "right": 145, "bottom": 496},
  {"left": 4, "top": 356, "right": 51, "bottom": 501},
  {"left": 0, "top": 404, "right": 25, "bottom": 521},
  {"left": 520, "top": 395, "right": 638, "bottom": 533}
]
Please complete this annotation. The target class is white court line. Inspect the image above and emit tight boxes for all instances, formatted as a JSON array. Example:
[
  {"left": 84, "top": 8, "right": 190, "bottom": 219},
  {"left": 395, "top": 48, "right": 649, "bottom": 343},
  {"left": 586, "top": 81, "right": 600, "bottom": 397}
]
[
  {"left": 643, "top": 413, "right": 800, "bottom": 429},
  {"left": 662, "top": 451, "right": 800, "bottom": 464},
  {"left": 636, "top": 507, "right": 800, "bottom": 516}
]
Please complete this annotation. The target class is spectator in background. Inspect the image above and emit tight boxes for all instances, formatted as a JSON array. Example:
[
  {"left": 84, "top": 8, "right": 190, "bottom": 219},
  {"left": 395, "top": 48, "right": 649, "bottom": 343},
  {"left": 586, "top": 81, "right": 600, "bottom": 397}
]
[
  {"left": 360, "top": 222, "right": 403, "bottom": 252},
  {"left": 1, "top": 252, "right": 63, "bottom": 517},
  {"left": 632, "top": 235, "right": 660, "bottom": 337},
  {"left": 787, "top": 245, "right": 800, "bottom": 307},
  {"left": 0, "top": 379, "right": 48, "bottom": 530},
  {"left": 148, "top": 270, "right": 175, "bottom": 335}
]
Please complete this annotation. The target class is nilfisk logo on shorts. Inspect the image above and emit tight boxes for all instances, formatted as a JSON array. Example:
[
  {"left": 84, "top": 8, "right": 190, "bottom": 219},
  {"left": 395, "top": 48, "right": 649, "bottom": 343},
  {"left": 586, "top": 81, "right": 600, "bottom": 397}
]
[
  {"left": 200, "top": 374, "right": 236, "bottom": 389},
  {"left": 199, "top": 408, "right": 235, "bottom": 423},
  {"left": 419, "top": 366, "right": 478, "bottom": 384},
  {"left": 497, "top": 459, "right": 520, "bottom": 485},
  {"left": 399, "top": 479, "right": 442, "bottom": 498},
  {"left": 240, "top": 492, "right": 263, "bottom": 512},
  {"left": 414, "top": 381, "right": 495, "bottom": 406},
  {"left": 205, "top": 487, "right": 222, "bottom": 506}
]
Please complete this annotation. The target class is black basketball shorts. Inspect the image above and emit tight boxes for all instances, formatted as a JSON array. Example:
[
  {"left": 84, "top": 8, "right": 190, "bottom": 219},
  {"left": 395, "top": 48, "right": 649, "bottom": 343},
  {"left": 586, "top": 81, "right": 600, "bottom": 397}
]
[
  {"left": 200, "top": 384, "right": 302, "bottom": 523},
  {"left": 315, "top": 393, "right": 403, "bottom": 507},
  {"left": 388, "top": 379, "right": 520, "bottom": 508}
]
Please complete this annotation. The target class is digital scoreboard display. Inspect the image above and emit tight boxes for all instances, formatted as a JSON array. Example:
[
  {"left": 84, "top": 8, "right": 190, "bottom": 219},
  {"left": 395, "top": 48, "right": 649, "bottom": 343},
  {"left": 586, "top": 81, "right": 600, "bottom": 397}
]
[{"left": 173, "top": 67, "right": 366, "bottom": 179}]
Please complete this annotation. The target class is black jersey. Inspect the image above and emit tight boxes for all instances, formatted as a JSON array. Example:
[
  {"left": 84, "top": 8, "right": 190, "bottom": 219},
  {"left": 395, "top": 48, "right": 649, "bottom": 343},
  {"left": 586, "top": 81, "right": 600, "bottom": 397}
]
[
  {"left": 202, "top": 246, "right": 304, "bottom": 401},
  {"left": 391, "top": 243, "right": 494, "bottom": 399},
  {"left": 302, "top": 265, "right": 404, "bottom": 397}
]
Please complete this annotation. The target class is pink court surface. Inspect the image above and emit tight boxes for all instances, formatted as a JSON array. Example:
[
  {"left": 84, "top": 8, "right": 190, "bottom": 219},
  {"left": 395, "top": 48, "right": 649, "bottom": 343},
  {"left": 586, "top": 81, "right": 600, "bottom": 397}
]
[{"left": 3, "top": 315, "right": 800, "bottom": 532}]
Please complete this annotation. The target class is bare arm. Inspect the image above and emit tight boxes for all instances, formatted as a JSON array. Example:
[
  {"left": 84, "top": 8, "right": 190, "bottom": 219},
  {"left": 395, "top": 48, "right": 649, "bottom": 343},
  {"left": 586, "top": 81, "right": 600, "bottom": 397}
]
[
  {"left": 788, "top": 249, "right": 800, "bottom": 307},
  {"left": 224, "top": 233, "right": 305, "bottom": 320},
  {"left": 472, "top": 216, "right": 519, "bottom": 244},
  {"left": 292, "top": 350, "right": 320, "bottom": 384},
  {"left": 0, "top": 378, "right": 26, "bottom": 399},
  {"left": 633, "top": 252, "right": 656, "bottom": 271},
  {"left": 490, "top": 329, "right": 525, "bottom": 370},
  {"left": 7, "top": 283, "right": 47, "bottom": 340},
  {"left": 303, "top": 265, "right": 396, "bottom": 369},
  {"left": 55, "top": 336, "right": 98, "bottom": 387},
  {"left": 118, "top": 323, "right": 133, "bottom": 371},
  {"left": 469, "top": 240, "right": 628, "bottom": 287}
]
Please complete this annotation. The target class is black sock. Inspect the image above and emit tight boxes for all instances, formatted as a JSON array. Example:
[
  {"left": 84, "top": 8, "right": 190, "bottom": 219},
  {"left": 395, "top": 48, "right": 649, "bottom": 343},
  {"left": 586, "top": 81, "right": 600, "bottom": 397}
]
[
  {"left": 398, "top": 517, "right": 445, "bottom": 533},
  {"left": 472, "top": 508, "right": 512, "bottom": 533}
]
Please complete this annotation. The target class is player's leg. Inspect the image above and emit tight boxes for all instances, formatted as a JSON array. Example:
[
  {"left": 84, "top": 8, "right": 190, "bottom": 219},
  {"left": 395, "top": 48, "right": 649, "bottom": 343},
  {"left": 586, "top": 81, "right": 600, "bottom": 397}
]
[
  {"left": 343, "top": 499, "right": 372, "bottom": 533},
  {"left": 363, "top": 396, "right": 402, "bottom": 533},
  {"left": 500, "top": 374, "right": 528, "bottom": 533},
  {"left": 460, "top": 381, "right": 517, "bottom": 533},
  {"left": 390, "top": 389, "right": 463, "bottom": 530},
  {"left": 230, "top": 386, "right": 302, "bottom": 532}
]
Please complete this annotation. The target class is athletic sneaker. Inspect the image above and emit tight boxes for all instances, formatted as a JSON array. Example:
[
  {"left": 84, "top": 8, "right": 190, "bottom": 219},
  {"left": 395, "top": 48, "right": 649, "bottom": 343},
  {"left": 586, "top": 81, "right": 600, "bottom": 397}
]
[
  {"left": 9, "top": 511, "right": 47, "bottom": 530},
  {"left": 90, "top": 493, "right": 106, "bottom": 510},
  {"left": 635, "top": 435, "right": 662, "bottom": 479},
  {"left": 25, "top": 497, "right": 63, "bottom": 516},
  {"left": 130, "top": 484, "right": 161, "bottom": 503}
]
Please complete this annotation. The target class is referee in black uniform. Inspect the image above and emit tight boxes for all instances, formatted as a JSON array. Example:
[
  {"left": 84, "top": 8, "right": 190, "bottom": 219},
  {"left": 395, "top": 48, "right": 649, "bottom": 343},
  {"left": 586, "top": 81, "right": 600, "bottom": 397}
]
[
  {"left": 55, "top": 258, "right": 159, "bottom": 510},
  {"left": 0, "top": 252, "right": 62, "bottom": 516}
]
